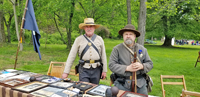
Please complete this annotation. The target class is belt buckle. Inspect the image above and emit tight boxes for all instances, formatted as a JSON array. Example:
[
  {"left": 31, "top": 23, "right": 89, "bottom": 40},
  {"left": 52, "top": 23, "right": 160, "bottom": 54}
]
[{"left": 90, "top": 60, "right": 95, "bottom": 63}]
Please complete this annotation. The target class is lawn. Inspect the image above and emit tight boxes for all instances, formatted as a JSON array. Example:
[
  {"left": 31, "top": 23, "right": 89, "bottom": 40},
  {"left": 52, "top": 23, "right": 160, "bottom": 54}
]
[{"left": 0, "top": 39, "right": 200, "bottom": 97}]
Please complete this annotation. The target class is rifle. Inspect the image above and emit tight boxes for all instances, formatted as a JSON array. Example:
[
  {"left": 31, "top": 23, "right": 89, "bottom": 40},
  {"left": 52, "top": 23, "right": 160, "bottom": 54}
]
[{"left": 131, "top": 52, "right": 137, "bottom": 92}]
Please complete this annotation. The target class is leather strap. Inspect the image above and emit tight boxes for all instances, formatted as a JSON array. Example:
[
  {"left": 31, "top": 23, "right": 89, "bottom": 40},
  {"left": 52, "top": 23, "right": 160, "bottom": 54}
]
[
  {"left": 122, "top": 42, "right": 141, "bottom": 63},
  {"left": 83, "top": 34, "right": 100, "bottom": 57},
  {"left": 80, "top": 34, "right": 97, "bottom": 60}
]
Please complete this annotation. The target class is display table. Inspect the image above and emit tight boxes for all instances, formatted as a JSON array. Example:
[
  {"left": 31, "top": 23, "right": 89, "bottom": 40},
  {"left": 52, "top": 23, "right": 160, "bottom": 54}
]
[
  {"left": 0, "top": 69, "right": 148, "bottom": 97},
  {"left": 117, "top": 90, "right": 126, "bottom": 96},
  {"left": 0, "top": 85, "right": 35, "bottom": 97},
  {"left": 0, "top": 85, "right": 125, "bottom": 97}
]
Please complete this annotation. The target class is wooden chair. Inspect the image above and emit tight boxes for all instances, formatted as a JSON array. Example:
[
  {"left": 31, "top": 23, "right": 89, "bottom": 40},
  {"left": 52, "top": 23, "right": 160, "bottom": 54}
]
[
  {"left": 195, "top": 51, "right": 200, "bottom": 67},
  {"left": 160, "top": 75, "right": 187, "bottom": 97},
  {"left": 47, "top": 61, "right": 66, "bottom": 78},
  {"left": 181, "top": 89, "right": 200, "bottom": 97},
  {"left": 47, "top": 61, "right": 79, "bottom": 78}
]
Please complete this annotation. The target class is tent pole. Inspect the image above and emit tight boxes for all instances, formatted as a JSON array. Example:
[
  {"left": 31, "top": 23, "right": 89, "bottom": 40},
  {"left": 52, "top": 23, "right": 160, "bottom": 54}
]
[{"left": 14, "top": 0, "right": 29, "bottom": 69}]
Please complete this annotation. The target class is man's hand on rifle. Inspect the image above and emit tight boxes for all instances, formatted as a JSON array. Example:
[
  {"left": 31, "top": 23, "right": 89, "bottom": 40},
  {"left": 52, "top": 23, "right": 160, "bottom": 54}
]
[{"left": 126, "top": 62, "right": 144, "bottom": 72}]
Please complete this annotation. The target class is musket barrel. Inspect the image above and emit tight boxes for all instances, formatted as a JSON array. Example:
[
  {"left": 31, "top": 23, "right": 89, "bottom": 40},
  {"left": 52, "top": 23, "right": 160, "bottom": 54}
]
[{"left": 131, "top": 52, "right": 137, "bottom": 92}]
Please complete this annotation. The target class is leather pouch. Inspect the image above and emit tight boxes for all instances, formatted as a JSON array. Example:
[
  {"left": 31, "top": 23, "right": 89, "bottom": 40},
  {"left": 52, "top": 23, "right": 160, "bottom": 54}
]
[
  {"left": 75, "top": 63, "right": 80, "bottom": 74},
  {"left": 124, "top": 79, "right": 131, "bottom": 90}
]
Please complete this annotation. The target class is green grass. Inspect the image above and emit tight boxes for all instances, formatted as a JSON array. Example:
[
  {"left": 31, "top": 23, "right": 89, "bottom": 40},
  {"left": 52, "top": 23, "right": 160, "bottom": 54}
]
[{"left": 1, "top": 39, "right": 200, "bottom": 96}]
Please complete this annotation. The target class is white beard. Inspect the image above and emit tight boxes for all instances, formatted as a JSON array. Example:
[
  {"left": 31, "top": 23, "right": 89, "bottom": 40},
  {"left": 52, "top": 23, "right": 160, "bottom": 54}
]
[{"left": 125, "top": 39, "right": 133, "bottom": 45}]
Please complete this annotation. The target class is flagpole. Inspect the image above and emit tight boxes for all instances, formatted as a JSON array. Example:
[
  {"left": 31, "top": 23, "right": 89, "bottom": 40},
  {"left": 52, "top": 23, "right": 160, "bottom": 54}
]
[{"left": 14, "top": 0, "right": 29, "bottom": 69}]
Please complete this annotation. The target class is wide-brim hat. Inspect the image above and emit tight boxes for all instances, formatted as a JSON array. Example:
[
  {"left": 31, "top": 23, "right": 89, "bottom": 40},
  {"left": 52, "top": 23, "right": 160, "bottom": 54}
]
[
  {"left": 79, "top": 18, "right": 100, "bottom": 29},
  {"left": 118, "top": 24, "right": 140, "bottom": 37}
]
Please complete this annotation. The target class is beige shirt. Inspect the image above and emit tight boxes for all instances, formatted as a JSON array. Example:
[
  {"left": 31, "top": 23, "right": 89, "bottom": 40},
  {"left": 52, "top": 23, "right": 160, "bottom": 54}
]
[{"left": 63, "top": 34, "right": 107, "bottom": 74}]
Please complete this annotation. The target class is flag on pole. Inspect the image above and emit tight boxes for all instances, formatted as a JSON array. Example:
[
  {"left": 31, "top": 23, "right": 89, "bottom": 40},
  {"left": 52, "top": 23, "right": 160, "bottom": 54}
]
[{"left": 23, "top": 0, "right": 41, "bottom": 60}]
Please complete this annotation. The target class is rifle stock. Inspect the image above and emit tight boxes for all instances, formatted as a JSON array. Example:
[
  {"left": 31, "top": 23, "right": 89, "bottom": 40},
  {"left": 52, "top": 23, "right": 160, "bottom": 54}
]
[{"left": 131, "top": 52, "right": 137, "bottom": 92}]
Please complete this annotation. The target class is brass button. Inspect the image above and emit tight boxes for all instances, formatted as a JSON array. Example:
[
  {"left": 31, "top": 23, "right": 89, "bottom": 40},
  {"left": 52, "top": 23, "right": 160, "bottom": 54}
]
[{"left": 88, "top": 42, "right": 91, "bottom": 46}]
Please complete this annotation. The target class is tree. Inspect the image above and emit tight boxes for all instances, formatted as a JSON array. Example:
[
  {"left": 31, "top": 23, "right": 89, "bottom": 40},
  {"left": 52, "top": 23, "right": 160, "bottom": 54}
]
[
  {"left": 3, "top": 13, "right": 13, "bottom": 43},
  {"left": 3, "top": 0, "right": 14, "bottom": 43},
  {"left": 34, "top": 0, "right": 76, "bottom": 48},
  {"left": 53, "top": 13, "right": 67, "bottom": 45},
  {"left": 0, "top": 0, "right": 6, "bottom": 43},
  {"left": 137, "top": 0, "right": 147, "bottom": 46},
  {"left": 147, "top": 0, "right": 200, "bottom": 46},
  {"left": 127, "top": 0, "right": 131, "bottom": 24},
  {"left": 1, "top": 0, "right": 146, "bottom": 46}
]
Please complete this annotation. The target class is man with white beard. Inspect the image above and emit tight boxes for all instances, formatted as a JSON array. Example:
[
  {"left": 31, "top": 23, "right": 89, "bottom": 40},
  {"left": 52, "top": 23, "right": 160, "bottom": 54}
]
[
  {"left": 109, "top": 24, "right": 153, "bottom": 95},
  {"left": 62, "top": 18, "right": 107, "bottom": 84}
]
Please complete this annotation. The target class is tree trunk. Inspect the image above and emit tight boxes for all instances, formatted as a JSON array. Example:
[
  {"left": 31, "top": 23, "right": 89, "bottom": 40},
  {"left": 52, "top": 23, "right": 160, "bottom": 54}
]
[
  {"left": 45, "top": 33, "right": 48, "bottom": 48},
  {"left": 29, "top": 30, "right": 33, "bottom": 45},
  {"left": 163, "top": 35, "right": 172, "bottom": 46},
  {"left": 3, "top": 15, "right": 13, "bottom": 43},
  {"left": 6, "top": 23, "right": 11, "bottom": 43},
  {"left": 126, "top": 0, "right": 131, "bottom": 24},
  {"left": 53, "top": 14, "right": 67, "bottom": 45},
  {"left": 137, "top": 0, "right": 147, "bottom": 46},
  {"left": 162, "top": 15, "right": 172, "bottom": 46},
  {"left": 0, "top": 0, "right": 6, "bottom": 43},
  {"left": 79, "top": 29, "right": 83, "bottom": 35},
  {"left": 66, "top": 0, "right": 75, "bottom": 49}
]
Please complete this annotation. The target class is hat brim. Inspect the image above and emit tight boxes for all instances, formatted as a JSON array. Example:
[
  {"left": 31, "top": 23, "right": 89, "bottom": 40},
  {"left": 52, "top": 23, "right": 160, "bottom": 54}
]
[
  {"left": 118, "top": 29, "right": 140, "bottom": 37},
  {"left": 79, "top": 23, "right": 100, "bottom": 29}
]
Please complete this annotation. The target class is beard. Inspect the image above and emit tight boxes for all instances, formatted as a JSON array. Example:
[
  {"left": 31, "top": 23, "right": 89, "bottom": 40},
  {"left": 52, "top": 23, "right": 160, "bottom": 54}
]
[{"left": 125, "top": 38, "right": 133, "bottom": 45}]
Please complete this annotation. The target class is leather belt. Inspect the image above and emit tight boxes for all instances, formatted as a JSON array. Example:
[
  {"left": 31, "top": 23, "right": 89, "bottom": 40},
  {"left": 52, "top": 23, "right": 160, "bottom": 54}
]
[
  {"left": 84, "top": 60, "right": 101, "bottom": 63},
  {"left": 119, "top": 76, "right": 130, "bottom": 79},
  {"left": 117, "top": 75, "right": 143, "bottom": 80}
]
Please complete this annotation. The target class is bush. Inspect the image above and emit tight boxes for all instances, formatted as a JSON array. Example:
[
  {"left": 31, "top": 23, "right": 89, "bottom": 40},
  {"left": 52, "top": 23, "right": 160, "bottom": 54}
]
[{"left": 95, "top": 26, "right": 110, "bottom": 39}]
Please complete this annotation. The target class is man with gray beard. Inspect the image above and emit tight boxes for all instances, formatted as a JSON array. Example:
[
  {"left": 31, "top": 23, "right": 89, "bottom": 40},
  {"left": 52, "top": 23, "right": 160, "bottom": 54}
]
[{"left": 109, "top": 24, "right": 153, "bottom": 95}]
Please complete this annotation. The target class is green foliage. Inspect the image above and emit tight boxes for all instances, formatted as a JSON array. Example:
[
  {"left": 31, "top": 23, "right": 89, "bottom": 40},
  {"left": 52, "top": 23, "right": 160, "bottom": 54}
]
[
  {"left": 146, "top": 0, "right": 200, "bottom": 45},
  {"left": 95, "top": 26, "right": 110, "bottom": 39},
  {"left": 3, "top": 0, "right": 140, "bottom": 44},
  {"left": 2, "top": 0, "right": 200, "bottom": 47}
]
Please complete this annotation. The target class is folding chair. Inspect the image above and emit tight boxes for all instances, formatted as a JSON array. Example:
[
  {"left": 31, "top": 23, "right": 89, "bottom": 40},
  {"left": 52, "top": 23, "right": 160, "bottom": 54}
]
[
  {"left": 160, "top": 75, "right": 187, "bottom": 97},
  {"left": 181, "top": 89, "right": 200, "bottom": 97},
  {"left": 47, "top": 61, "right": 66, "bottom": 78},
  {"left": 47, "top": 61, "right": 79, "bottom": 78},
  {"left": 195, "top": 51, "right": 200, "bottom": 67}
]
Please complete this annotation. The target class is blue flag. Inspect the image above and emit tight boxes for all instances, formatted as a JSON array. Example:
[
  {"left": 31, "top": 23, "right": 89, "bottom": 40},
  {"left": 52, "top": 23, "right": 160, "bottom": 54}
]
[{"left": 23, "top": 0, "right": 41, "bottom": 60}]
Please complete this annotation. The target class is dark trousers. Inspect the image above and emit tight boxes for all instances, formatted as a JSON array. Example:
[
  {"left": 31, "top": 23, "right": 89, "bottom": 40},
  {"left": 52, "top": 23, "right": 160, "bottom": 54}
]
[{"left": 79, "top": 66, "right": 101, "bottom": 84}]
